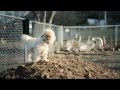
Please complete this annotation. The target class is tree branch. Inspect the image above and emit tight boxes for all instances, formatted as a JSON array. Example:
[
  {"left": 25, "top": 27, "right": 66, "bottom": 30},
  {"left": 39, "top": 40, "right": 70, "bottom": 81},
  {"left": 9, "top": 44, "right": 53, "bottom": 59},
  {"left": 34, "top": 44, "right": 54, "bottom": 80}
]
[{"left": 49, "top": 11, "right": 56, "bottom": 24}]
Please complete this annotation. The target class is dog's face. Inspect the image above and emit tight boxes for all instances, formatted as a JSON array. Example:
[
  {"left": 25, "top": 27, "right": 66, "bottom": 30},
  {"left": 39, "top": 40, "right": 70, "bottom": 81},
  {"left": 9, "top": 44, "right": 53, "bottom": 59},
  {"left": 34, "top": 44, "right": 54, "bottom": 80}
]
[{"left": 42, "top": 29, "right": 56, "bottom": 45}]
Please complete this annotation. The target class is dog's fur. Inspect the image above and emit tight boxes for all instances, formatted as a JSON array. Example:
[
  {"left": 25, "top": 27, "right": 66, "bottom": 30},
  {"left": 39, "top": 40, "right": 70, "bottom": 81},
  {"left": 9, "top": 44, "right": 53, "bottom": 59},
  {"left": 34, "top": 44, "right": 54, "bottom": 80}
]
[{"left": 21, "top": 29, "right": 56, "bottom": 63}]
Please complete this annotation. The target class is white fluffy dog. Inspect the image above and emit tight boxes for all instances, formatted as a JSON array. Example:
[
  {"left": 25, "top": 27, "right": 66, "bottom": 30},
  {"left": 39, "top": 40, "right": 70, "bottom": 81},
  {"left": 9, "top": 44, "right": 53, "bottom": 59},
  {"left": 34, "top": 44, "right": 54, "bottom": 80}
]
[{"left": 21, "top": 29, "right": 56, "bottom": 63}]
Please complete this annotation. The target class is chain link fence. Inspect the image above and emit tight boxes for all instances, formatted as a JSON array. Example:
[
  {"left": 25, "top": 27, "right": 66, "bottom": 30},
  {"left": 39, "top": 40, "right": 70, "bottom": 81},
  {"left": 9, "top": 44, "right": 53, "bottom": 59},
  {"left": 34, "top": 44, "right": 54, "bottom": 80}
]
[
  {"left": 30, "top": 21, "right": 60, "bottom": 42},
  {"left": 0, "top": 14, "right": 120, "bottom": 72},
  {"left": 29, "top": 21, "right": 120, "bottom": 53},
  {"left": 63, "top": 25, "right": 120, "bottom": 48},
  {"left": 0, "top": 14, "right": 24, "bottom": 72},
  {"left": 28, "top": 21, "right": 62, "bottom": 56}
]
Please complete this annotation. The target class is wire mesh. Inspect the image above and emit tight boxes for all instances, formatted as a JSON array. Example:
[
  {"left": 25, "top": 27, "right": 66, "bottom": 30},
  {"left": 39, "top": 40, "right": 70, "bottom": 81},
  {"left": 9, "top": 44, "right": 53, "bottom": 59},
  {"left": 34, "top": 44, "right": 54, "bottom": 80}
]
[
  {"left": 63, "top": 26, "right": 120, "bottom": 47},
  {"left": 27, "top": 21, "right": 61, "bottom": 60},
  {"left": 31, "top": 21, "right": 60, "bottom": 42},
  {"left": 0, "top": 15, "right": 24, "bottom": 72}
]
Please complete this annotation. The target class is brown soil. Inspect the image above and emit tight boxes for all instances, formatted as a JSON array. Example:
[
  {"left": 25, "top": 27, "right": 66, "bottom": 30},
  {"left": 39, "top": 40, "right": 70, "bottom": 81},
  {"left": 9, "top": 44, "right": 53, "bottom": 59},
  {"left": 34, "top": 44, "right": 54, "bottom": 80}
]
[{"left": 0, "top": 53, "right": 120, "bottom": 79}]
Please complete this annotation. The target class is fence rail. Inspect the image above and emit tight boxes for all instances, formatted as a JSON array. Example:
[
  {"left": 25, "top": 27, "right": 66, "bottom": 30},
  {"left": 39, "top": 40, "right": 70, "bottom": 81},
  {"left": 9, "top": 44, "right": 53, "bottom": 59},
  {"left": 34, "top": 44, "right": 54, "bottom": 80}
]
[{"left": 64, "top": 25, "right": 120, "bottom": 28}]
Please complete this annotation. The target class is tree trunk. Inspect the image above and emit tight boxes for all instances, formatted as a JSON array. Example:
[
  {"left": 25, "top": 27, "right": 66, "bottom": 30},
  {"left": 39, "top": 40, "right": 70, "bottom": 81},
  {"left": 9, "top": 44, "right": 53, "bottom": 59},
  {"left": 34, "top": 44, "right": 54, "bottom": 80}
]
[
  {"left": 43, "top": 11, "right": 47, "bottom": 30},
  {"left": 32, "top": 11, "right": 41, "bottom": 22},
  {"left": 37, "top": 15, "right": 41, "bottom": 22},
  {"left": 43, "top": 11, "right": 47, "bottom": 23},
  {"left": 49, "top": 11, "right": 56, "bottom": 24}
]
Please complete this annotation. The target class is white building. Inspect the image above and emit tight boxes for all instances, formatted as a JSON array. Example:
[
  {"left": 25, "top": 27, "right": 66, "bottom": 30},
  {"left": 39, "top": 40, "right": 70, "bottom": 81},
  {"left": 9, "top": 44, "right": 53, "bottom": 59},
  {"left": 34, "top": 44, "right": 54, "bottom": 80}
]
[{"left": 88, "top": 18, "right": 105, "bottom": 26}]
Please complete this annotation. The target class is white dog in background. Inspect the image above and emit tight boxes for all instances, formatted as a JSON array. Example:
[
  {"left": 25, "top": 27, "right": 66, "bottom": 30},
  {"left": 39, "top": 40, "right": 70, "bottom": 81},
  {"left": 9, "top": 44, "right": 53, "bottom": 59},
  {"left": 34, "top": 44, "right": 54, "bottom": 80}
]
[{"left": 21, "top": 29, "right": 56, "bottom": 63}]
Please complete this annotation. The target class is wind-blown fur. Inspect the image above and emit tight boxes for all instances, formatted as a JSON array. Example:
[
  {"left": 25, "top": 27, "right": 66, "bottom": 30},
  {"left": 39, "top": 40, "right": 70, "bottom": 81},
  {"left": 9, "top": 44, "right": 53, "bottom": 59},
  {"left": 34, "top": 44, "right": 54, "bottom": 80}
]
[{"left": 21, "top": 29, "right": 56, "bottom": 63}]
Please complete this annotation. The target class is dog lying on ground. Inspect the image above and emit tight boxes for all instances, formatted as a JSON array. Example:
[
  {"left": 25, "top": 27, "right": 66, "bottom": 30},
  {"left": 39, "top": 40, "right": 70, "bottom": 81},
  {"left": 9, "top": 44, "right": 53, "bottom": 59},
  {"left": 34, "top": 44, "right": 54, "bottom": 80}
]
[{"left": 21, "top": 29, "right": 56, "bottom": 63}]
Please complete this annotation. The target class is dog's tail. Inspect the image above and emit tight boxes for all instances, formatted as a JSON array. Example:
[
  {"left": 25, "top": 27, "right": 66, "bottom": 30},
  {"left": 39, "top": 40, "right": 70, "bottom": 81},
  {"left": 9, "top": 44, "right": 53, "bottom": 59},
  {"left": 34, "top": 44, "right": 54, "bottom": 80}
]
[
  {"left": 21, "top": 34, "right": 36, "bottom": 49},
  {"left": 21, "top": 34, "right": 34, "bottom": 42}
]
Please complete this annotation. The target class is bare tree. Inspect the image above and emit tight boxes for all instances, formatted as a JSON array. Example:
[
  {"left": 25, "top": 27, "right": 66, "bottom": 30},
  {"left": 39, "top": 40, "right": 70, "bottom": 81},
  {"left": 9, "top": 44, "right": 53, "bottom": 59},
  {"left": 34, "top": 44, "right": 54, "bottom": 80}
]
[
  {"left": 31, "top": 11, "right": 57, "bottom": 24},
  {"left": 49, "top": 11, "right": 56, "bottom": 24},
  {"left": 43, "top": 11, "right": 47, "bottom": 23},
  {"left": 5, "top": 11, "right": 30, "bottom": 18},
  {"left": 5, "top": 11, "right": 14, "bottom": 15},
  {"left": 16, "top": 11, "right": 30, "bottom": 17},
  {"left": 32, "top": 11, "right": 41, "bottom": 22}
]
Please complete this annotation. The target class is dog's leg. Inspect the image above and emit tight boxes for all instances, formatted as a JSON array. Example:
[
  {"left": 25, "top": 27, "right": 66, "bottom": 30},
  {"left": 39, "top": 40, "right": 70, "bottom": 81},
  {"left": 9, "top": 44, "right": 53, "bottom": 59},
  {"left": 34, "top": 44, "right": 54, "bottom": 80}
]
[
  {"left": 43, "top": 52, "right": 49, "bottom": 62},
  {"left": 41, "top": 48, "right": 49, "bottom": 62},
  {"left": 33, "top": 49, "right": 40, "bottom": 63},
  {"left": 28, "top": 53, "right": 33, "bottom": 63},
  {"left": 31, "top": 49, "right": 40, "bottom": 67},
  {"left": 42, "top": 48, "right": 49, "bottom": 62}
]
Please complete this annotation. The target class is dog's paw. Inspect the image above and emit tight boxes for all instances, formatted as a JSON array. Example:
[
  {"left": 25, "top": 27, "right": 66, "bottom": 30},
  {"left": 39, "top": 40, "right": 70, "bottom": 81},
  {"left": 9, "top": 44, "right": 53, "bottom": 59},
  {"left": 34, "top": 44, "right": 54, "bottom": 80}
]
[
  {"left": 34, "top": 60, "right": 40, "bottom": 63},
  {"left": 43, "top": 59, "right": 50, "bottom": 62}
]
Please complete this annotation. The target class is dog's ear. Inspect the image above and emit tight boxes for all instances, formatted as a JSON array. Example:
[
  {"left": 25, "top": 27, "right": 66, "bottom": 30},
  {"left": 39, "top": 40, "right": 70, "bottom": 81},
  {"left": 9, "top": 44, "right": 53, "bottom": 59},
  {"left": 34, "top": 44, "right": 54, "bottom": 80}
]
[
  {"left": 45, "top": 33, "right": 51, "bottom": 40},
  {"left": 41, "top": 34, "right": 45, "bottom": 38}
]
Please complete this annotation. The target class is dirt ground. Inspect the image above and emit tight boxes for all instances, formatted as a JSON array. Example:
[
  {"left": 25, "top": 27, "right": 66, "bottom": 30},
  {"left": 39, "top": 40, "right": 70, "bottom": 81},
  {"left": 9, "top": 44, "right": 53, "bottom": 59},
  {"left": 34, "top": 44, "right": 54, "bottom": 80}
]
[{"left": 0, "top": 51, "right": 120, "bottom": 79}]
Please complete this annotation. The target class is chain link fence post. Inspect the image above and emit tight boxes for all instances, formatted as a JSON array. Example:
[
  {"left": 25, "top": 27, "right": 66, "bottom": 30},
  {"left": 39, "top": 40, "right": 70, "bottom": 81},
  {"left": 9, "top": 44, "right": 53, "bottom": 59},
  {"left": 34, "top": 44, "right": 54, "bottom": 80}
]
[
  {"left": 58, "top": 25, "right": 63, "bottom": 46},
  {"left": 115, "top": 25, "right": 118, "bottom": 48},
  {"left": 23, "top": 19, "right": 30, "bottom": 64}
]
